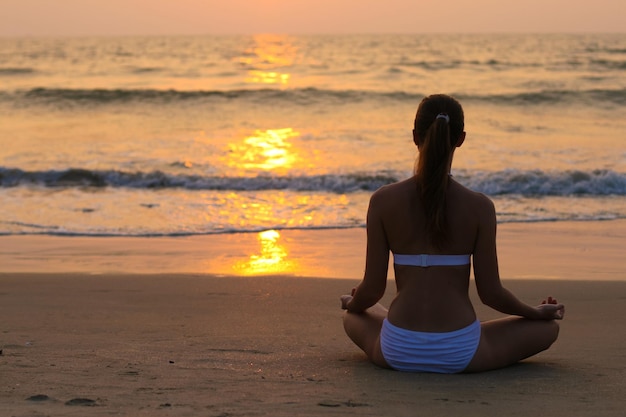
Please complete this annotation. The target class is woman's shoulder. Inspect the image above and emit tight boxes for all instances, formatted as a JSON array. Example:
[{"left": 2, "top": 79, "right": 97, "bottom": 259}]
[
  {"left": 450, "top": 178, "right": 491, "bottom": 201},
  {"left": 448, "top": 179, "right": 496, "bottom": 215},
  {"left": 367, "top": 178, "right": 415, "bottom": 218},
  {"left": 370, "top": 177, "right": 415, "bottom": 201}
]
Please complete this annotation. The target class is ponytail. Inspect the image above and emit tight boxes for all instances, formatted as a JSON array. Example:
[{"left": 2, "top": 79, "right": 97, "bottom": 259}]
[{"left": 414, "top": 95, "right": 464, "bottom": 248}]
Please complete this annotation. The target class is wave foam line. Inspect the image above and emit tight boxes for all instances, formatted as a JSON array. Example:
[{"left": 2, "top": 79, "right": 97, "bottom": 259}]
[
  {"left": 0, "top": 167, "right": 397, "bottom": 193},
  {"left": 458, "top": 169, "right": 626, "bottom": 196},
  {"left": 1, "top": 167, "right": 625, "bottom": 196}
]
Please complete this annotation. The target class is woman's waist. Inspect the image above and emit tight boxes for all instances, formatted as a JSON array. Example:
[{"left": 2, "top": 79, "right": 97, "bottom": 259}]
[{"left": 387, "top": 296, "right": 476, "bottom": 333}]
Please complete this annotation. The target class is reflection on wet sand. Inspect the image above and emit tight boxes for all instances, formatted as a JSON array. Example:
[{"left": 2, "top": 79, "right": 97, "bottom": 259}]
[{"left": 233, "top": 230, "right": 297, "bottom": 275}]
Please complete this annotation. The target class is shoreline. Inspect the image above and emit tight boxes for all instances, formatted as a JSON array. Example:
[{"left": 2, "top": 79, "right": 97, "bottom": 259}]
[{"left": 1, "top": 219, "right": 625, "bottom": 280}]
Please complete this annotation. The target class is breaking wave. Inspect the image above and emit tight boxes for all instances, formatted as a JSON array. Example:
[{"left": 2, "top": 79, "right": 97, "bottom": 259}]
[{"left": 1, "top": 167, "right": 624, "bottom": 196}]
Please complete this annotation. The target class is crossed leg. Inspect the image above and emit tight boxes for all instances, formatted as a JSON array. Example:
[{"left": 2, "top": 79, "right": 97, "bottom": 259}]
[
  {"left": 344, "top": 307, "right": 560, "bottom": 373},
  {"left": 464, "top": 316, "right": 560, "bottom": 373},
  {"left": 342, "top": 303, "right": 390, "bottom": 368}
]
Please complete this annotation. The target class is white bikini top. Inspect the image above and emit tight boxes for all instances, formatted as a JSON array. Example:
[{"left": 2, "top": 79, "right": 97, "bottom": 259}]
[{"left": 393, "top": 253, "right": 471, "bottom": 267}]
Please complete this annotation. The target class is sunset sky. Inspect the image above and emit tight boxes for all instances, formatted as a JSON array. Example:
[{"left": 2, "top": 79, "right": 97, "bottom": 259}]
[{"left": 1, "top": 0, "right": 625, "bottom": 37}]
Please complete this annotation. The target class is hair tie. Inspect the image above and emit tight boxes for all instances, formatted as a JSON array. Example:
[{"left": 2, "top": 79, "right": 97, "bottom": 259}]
[{"left": 436, "top": 113, "right": 449, "bottom": 123}]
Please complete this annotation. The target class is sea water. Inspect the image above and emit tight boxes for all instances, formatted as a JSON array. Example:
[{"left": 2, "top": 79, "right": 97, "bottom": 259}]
[{"left": 0, "top": 34, "right": 625, "bottom": 236}]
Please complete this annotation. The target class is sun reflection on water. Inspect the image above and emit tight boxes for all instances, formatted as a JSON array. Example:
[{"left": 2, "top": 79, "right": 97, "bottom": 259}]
[
  {"left": 227, "top": 128, "right": 300, "bottom": 173},
  {"left": 233, "top": 230, "right": 297, "bottom": 275},
  {"left": 237, "top": 34, "right": 296, "bottom": 86},
  {"left": 246, "top": 70, "right": 290, "bottom": 85}
]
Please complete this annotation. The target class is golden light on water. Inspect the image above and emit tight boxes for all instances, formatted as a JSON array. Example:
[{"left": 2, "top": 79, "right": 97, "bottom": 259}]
[
  {"left": 233, "top": 230, "right": 297, "bottom": 275},
  {"left": 227, "top": 128, "right": 300, "bottom": 173},
  {"left": 237, "top": 34, "right": 296, "bottom": 86},
  {"left": 246, "top": 70, "right": 290, "bottom": 85}
]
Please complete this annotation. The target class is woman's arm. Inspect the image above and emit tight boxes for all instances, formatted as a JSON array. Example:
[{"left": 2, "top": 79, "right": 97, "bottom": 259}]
[
  {"left": 343, "top": 191, "right": 389, "bottom": 313},
  {"left": 472, "top": 197, "right": 564, "bottom": 320}
]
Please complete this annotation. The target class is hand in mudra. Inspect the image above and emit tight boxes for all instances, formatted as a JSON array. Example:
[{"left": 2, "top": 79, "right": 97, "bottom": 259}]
[
  {"left": 340, "top": 287, "right": 357, "bottom": 310},
  {"left": 537, "top": 296, "right": 565, "bottom": 320}
]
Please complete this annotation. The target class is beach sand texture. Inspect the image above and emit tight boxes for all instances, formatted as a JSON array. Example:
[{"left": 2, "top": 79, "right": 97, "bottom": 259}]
[{"left": 1, "top": 221, "right": 625, "bottom": 416}]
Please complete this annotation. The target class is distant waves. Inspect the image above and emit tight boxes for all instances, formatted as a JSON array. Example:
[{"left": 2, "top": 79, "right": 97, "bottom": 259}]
[{"left": 1, "top": 87, "right": 625, "bottom": 108}]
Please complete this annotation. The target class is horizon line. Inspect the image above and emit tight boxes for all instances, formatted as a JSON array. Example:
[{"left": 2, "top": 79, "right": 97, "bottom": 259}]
[{"left": 1, "top": 31, "right": 625, "bottom": 39}]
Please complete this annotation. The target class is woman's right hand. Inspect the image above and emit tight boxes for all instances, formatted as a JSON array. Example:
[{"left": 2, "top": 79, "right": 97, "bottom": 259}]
[
  {"left": 535, "top": 296, "right": 565, "bottom": 320},
  {"left": 340, "top": 295, "right": 353, "bottom": 310},
  {"left": 340, "top": 287, "right": 357, "bottom": 310}
]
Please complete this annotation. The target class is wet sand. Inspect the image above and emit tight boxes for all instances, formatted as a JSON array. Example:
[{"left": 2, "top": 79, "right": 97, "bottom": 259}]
[{"left": 1, "top": 220, "right": 624, "bottom": 280}]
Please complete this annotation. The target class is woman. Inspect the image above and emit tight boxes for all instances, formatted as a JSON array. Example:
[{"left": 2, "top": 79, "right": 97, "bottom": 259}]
[{"left": 341, "top": 94, "right": 564, "bottom": 373}]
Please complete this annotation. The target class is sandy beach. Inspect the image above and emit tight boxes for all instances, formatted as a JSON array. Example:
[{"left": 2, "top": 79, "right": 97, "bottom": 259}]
[{"left": 1, "top": 220, "right": 625, "bottom": 416}]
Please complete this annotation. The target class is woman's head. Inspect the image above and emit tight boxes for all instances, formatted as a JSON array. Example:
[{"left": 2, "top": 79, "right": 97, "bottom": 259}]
[
  {"left": 414, "top": 94, "right": 464, "bottom": 147},
  {"left": 413, "top": 94, "right": 465, "bottom": 248}
]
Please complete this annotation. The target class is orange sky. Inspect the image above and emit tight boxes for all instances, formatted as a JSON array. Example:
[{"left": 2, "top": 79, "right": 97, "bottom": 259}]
[{"left": 1, "top": 0, "right": 625, "bottom": 37}]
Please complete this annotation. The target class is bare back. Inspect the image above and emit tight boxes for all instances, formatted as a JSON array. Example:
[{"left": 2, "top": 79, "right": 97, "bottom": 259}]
[{"left": 365, "top": 176, "right": 496, "bottom": 332}]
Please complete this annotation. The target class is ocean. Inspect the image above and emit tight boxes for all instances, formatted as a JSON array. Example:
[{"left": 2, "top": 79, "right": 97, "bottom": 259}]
[{"left": 1, "top": 33, "right": 625, "bottom": 237}]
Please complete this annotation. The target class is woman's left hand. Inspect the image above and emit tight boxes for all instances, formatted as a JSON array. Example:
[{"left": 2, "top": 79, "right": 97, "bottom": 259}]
[{"left": 536, "top": 296, "right": 565, "bottom": 320}]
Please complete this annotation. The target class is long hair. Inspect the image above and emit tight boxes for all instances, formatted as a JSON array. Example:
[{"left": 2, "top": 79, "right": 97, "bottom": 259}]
[{"left": 414, "top": 94, "right": 465, "bottom": 248}]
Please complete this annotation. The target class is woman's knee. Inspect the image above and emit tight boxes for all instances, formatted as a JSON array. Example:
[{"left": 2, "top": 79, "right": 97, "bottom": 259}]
[
  {"left": 466, "top": 318, "right": 560, "bottom": 372},
  {"left": 543, "top": 319, "right": 560, "bottom": 347},
  {"left": 342, "top": 310, "right": 372, "bottom": 341},
  {"left": 342, "top": 310, "right": 357, "bottom": 335},
  {"left": 525, "top": 319, "right": 560, "bottom": 354}
]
